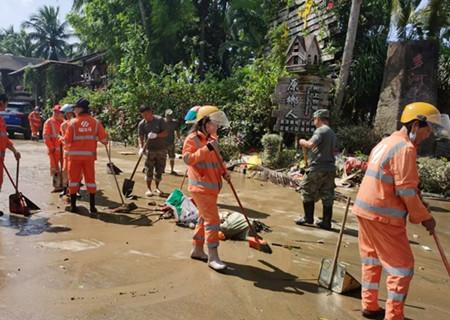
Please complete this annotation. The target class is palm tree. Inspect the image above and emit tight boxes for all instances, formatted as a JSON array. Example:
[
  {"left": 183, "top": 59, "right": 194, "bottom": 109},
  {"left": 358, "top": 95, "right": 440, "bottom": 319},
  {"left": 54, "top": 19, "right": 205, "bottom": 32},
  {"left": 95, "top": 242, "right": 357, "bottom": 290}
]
[{"left": 22, "top": 6, "right": 71, "bottom": 60}]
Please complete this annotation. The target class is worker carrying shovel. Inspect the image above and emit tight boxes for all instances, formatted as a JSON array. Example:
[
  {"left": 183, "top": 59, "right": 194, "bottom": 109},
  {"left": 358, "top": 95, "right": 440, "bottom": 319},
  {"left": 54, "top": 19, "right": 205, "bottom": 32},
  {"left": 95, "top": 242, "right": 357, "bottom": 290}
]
[
  {"left": 353, "top": 102, "right": 450, "bottom": 320},
  {"left": 0, "top": 93, "right": 21, "bottom": 215},
  {"left": 182, "top": 105, "right": 231, "bottom": 271},
  {"left": 64, "top": 98, "right": 108, "bottom": 214},
  {"left": 43, "top": 104, "right": 64, "bottom": 192}
]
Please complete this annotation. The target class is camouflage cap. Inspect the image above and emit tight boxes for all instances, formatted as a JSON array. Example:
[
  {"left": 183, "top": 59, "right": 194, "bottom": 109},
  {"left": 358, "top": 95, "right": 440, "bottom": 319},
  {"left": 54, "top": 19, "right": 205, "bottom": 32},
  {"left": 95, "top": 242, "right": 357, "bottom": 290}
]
[{"left": 313, "top": 109, "right": 330, "bottom": 119}]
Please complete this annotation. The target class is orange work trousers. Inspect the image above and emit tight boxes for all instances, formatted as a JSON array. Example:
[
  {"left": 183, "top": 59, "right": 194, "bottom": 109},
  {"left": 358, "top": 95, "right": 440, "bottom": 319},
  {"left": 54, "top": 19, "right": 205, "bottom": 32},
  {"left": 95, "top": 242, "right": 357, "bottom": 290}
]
[
  {"left": 358, "top": 216, "right": 414, "bottom": 320},
  {"left": 191, "top": 192, "right": 220, "bottom": 249},
  {"left": 48, "top": 150, "right": 62, "bottom": 174},
  {"left": 31, "top": 125, "right": 40, "bottom": 137},
  {"left": 68, "top": 159, "right": 96, "bottom": 194}
]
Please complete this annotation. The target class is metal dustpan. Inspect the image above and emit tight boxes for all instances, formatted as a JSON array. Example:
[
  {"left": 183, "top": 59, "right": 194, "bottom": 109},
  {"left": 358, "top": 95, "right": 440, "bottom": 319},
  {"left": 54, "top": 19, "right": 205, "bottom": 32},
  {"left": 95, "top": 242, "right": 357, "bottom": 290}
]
[{"left": 318, "top": 197, "right": 360, "bottom": 293}]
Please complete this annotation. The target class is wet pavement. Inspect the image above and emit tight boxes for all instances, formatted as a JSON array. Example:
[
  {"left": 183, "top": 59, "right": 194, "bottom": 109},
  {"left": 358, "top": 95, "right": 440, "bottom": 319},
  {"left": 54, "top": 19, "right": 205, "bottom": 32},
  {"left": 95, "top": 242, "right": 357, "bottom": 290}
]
[{"left": 0, "top": 140, "right": 449, "bottom": 320}]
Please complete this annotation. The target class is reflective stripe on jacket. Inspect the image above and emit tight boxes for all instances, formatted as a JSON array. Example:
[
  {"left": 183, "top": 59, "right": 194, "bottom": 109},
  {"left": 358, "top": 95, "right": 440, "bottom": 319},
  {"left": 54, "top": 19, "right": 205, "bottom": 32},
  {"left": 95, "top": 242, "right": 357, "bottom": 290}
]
[
  {"left": 0, "top": 116, "right": 13, "bottom": 156},
  {"left": 353, "top": 130, "right": 431, "bottom": 226},
  {"left": 43, "top": 116, "right": 63, "bottom": 152},
  {"left": 182, "top": 131, "right": 225, "bottom": 195},
  {"left": 64, "top": 114, "right": 108, "bottom": 160}
]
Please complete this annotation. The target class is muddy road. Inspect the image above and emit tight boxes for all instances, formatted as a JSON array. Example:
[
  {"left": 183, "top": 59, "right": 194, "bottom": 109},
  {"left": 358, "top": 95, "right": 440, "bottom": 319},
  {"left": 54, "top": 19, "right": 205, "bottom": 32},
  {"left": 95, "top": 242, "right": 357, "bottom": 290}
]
[{"left": 0, "top": 140, "right": 449, "bottom": 320}]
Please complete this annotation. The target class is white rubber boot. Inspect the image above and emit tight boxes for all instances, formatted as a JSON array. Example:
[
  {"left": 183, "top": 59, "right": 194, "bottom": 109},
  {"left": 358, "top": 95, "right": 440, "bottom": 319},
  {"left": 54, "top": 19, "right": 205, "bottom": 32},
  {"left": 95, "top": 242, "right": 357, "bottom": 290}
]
[
  {"left": 208, "top": 247, "right": 227, "bottom": 271},
  {"left": 190, "top": 246, "right": 208, "bottom": 262}
]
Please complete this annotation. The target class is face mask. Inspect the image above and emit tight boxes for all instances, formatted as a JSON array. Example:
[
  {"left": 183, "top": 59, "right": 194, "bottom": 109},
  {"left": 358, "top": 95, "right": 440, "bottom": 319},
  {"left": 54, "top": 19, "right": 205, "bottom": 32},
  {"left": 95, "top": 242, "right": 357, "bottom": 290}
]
[{"left": 409, "top": 130, "right": 416, "bottom": 143}]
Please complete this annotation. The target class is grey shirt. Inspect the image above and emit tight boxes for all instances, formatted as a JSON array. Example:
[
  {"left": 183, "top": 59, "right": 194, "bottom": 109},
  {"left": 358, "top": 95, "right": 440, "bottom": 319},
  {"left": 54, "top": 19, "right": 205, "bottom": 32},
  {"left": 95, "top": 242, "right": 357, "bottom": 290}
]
[
  {"left": 138, "top": 116, "right": 168, "bottom": 151},
  {"left": 165, "top": 118, "right": 179, "bottom": 145},
  {"left": 308, "top": 125, "right": 336, "bottom": 172}
]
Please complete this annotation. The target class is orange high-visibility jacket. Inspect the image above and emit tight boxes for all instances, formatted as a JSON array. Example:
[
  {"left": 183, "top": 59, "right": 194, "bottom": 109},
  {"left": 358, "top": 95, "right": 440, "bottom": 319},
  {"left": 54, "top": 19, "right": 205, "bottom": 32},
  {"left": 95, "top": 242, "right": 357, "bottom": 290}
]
[
  {"left": 60, "top": 120, "right": 71, "bottom": 150},
  {"left": 353, "top": 130, "right": 431, "bottom": 227},
  {"left": 64, "top": 114, "right": 107, "bottom": 161},
  {"left": 28, "top": 111, "right": 41, "bottom": 129},
  {"left": 0, "top": 116, "right": 13, "bottom": 159},
  {"left": 43, "top": 116, "right": 63, "bottom": 152},
  {"left": 182, "top": 131, "right": 225, "bottom": 195}
]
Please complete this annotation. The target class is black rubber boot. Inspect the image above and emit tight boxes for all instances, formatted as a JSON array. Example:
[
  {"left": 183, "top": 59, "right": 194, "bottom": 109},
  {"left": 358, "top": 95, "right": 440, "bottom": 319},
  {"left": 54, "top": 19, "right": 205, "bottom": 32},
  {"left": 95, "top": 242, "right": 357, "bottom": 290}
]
[
  {"left": 59, "top": 188, "right": 67, "bottom": 198},
  {"left": 68, "top": 194, "right": 77, "bottom": 213},
  {"left": 295, "top": 201, "right": 315, "bottom": 225},
  {"left": 316, "top": 205, "right": 333, "bottom": 230},
  {"left": 89, "top": 193, "right": 98, "bottom": 214}
]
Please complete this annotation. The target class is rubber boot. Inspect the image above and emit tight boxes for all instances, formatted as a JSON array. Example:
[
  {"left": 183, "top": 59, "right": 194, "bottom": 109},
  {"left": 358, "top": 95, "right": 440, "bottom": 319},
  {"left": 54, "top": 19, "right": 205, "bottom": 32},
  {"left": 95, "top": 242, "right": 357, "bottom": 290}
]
[
  {"left": 190, "top": 246, "right": 208, "bottom": 262},
  {"left": 89, "top": 193, "right": 98, "bottom": 214},
  {"left": 316, "top": 205, "right": 333, "bottom": 230},
  {"left": 68, "top": 194, "right": 77, "bottom": 213},
  {"left": 208, "top": 247, "right": 227, "bottom": 271},
  {"left": 295, "top": 201, "right": 314, "bottom": 225},
  {"left": 59, "top": 187, "right": 67, "bottom": 198}
]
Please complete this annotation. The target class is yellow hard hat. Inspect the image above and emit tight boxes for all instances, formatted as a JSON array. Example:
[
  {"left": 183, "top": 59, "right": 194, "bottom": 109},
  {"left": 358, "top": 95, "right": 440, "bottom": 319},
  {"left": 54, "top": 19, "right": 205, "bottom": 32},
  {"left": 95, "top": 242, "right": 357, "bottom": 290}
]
[
  {"left": 196, "top": 105, "right": 219, "bottom": 122},
  {"left": 400, "top": 102, "right": 441, "bottom": 125}
]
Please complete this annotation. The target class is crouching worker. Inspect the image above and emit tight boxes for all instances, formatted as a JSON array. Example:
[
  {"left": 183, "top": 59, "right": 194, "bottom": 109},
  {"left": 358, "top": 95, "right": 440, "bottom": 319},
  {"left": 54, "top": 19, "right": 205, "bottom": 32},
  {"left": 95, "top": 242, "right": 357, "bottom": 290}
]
[
  {"left": 64, "top": 98, "right": 108, "bottom": 214},
  {"left": 182, "top": 105, "right": 230, "bottom": 271}
]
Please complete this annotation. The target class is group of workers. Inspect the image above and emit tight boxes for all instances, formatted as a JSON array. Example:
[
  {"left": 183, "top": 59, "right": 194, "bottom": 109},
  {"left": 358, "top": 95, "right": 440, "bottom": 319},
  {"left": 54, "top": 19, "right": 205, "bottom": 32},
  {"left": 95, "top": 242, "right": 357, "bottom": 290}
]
[{"left": 1, "top": 90, "right": 449, "bottom": 320}]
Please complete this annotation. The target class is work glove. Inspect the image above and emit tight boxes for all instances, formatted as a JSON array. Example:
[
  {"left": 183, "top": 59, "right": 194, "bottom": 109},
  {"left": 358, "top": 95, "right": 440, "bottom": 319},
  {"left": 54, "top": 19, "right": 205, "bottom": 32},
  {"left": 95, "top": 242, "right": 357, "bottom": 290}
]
[
  {"left": 422, "top": 217, "right": 436, "bottom": 235},
  {"left": 14, "top": 151, "right": 21, "bottom": 160},
  {"left": 206, "top": 140, "right": 219, "bottom": 152},
  {"left": 147, "top": 132, "right": 158, "bottom": 140},
  {"left": 138, "top": 148, "right": 145, "bottom": 157}
]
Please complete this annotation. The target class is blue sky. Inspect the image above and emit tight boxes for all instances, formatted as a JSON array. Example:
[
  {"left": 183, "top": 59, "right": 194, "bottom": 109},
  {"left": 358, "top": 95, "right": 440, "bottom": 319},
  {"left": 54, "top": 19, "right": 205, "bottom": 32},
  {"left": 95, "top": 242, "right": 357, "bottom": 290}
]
[{"left": 0, "top": 0, "right": 72, "bottom": 31}]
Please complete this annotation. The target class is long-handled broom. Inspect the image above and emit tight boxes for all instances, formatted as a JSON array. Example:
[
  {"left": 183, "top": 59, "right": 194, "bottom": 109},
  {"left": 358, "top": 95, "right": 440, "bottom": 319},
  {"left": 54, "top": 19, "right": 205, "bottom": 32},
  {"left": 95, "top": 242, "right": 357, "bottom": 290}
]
[
  {"left": 212, "top": 148, "right": 272, "bottom": 254},
  {"left": 105, "top": 144, "right": 137, "bottom": 213}
]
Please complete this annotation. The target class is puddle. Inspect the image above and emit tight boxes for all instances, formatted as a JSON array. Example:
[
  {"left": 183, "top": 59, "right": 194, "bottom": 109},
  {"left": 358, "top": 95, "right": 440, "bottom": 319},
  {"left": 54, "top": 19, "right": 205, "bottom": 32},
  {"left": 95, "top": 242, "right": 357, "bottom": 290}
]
[{"left": 37, "top": 239, "right": 104, "bottom": 252}]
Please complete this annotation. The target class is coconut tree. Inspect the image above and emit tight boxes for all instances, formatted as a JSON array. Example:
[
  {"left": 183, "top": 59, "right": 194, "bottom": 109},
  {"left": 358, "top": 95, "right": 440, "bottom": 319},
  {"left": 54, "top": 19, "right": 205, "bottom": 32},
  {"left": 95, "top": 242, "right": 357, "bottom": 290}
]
[{"left": 22, "top": 6, "right": 71, "bottom": 60}]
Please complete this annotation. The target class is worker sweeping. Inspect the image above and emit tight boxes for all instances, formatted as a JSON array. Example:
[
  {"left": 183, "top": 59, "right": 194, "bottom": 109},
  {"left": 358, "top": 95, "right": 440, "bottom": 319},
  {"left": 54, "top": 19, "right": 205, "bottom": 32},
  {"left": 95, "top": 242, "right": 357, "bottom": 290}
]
[
  {"left": 43, "top": 104, "right": 64, "bottom": 192},
  {"left": 28, "top": 106, "right": 42, "bottom": 141},
  {"left": 0, "top": 93, "right": 21, "bottom": 215},
  {"left": 64, "top": 98, "right": 108, "bottom": 214},
  {"left": 59, "top": 104, "right": 76, "bottom": 197},
  {"left": 182, "top": 105, "right": 230, "bottom": 271},
  {"left": 353, "top": 102, "right": 450, "bottom": 320}
]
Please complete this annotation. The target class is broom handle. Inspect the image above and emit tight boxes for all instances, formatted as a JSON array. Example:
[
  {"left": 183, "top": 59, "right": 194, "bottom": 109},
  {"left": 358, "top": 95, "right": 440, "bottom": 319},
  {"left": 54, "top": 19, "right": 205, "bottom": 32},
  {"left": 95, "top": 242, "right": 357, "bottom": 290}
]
[
  {"left": 59, "top": 143, "right": 63, "bottom": 187},
  {"left": 16, "top": 158, "right": 20, "bottom": 191},
  {"left": 328, "top": 197, "right": 351, "bottom": 290},
  {"left": 212, "top": 148, "right": 258, "bottom": 237},
  {"left": 4, "top": 164, "right": 18, "bottom": 193},
  {"left": 432, "top": 231, "right": 450, "bottom": 277},
  {"left": 302, "top": 146, "right": 308, "bottom": 168},
  {"left": 129, "top": 138, "right": 151, "bottom": 180},
  {"left": 105, "top": 144, "right": 125, "bottom": 205},
  {"left": 180, "top": 169, "right": 187, "bottom": 189}
]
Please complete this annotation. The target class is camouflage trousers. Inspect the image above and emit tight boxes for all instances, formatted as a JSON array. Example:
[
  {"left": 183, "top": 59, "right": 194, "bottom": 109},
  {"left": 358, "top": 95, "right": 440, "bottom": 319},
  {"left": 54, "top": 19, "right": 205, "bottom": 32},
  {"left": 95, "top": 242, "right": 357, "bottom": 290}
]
[
  {"left": 145, "top": 149, "right": 167, "bottom": 182},
  {"left": 299, "top": 170, "right": 335, "bottom": 207}
]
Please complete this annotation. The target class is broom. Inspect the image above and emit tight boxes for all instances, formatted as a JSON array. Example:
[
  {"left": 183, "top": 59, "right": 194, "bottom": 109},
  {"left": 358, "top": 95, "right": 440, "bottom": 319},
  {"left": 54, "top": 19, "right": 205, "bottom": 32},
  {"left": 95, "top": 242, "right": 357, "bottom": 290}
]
[
  {"left": 212, "top": 147, "right": 272, "bottom": 254},
  {"left": 105, "top": 144, "right": 137, "bottom": 213}
]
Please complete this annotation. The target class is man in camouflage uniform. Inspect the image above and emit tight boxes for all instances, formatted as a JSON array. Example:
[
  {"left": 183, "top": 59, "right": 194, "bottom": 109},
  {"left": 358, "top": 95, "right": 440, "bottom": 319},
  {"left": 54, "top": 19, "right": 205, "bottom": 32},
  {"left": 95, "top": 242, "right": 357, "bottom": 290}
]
[
  {"left": 295, "top": 109, "right": 336, "bottom": 230},
  {"left": 138, "top": 105, "right": 168, "bottom": 197}
]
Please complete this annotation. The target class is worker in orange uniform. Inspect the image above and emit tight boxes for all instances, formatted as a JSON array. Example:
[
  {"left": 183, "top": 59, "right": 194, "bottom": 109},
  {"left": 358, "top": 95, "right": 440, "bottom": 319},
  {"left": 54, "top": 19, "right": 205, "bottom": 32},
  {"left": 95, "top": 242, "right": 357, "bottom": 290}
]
[
  {"left": 28, "top": 106, "right": 42, "bottom": 141},
  {"left": 64, "top": 98, "right": 107, "bottom": 214},
  {"left": 43, "top": 104, "right": 64, "bottom": 192},
  {"left": 353, "top": 102, "right": 450, "bottom": 320},
  {"left": 182, "top": 106, "right": 230, "bottom": 271},
  {"left": 0, "top": 94, "right": 21, "bottom": 215},
  {"left": 59, "top": 104, "right": 75, "bottom": 197}
]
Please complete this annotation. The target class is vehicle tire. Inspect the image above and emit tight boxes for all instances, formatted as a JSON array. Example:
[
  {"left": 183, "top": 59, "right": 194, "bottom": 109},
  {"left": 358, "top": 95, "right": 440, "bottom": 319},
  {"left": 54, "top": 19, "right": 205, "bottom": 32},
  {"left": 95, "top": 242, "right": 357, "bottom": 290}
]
[
  {"left": 24, "top": 130, "right": 31, "bottom": 140},
  {"left": 7, "top": 131, "right": 15, "bottom": 139}
]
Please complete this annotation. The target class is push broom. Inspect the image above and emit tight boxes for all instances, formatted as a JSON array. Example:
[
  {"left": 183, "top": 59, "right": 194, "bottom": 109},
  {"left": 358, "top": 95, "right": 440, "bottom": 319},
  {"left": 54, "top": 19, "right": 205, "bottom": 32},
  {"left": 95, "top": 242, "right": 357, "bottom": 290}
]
[{"left": 212, "top": 148, "right": 272, "bottom": 254}]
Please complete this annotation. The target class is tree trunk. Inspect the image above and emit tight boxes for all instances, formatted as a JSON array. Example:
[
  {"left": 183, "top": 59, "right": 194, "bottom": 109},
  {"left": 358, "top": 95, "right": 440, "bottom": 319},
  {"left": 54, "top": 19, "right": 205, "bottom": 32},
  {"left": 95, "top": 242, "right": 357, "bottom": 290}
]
[
  {"left": 334, "top": 0, "right": 362, "bottom": 113},
  {"left": 195, "top": 0, "right": 209, "bottom": 80},
  {"left": 138, "top": 0, "right": 149, "bottom": 37}
]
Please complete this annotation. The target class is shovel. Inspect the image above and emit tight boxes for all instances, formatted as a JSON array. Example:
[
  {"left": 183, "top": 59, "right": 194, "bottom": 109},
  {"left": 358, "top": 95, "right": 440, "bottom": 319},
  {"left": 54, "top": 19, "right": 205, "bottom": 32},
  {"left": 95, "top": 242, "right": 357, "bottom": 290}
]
[
  {"left": 106, "top": 141, "right": 123, "bottom": 175},
  {"left": 4, "top": 160, "right": 40, "bottom": 215},
  {"left": 432, "top": 231, "right": 450, "bottom": 277},
  {"left": 122, "top": 138, "right": 151, "bottom": 197},
  {"left": 105, "top": 144, "right": 137, "bottom": 213},
  {"left": 318, "top": 197, "right": 360, "bottom": 293}
]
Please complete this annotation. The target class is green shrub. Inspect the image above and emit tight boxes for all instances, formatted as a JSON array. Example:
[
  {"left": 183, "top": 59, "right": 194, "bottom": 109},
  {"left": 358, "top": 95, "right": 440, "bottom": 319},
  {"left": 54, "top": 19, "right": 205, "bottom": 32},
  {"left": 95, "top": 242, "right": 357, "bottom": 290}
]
[
  {"left": 336, "top": 125, "right": 381, "bottom": 155},
  {"left": 417, "top": 157, "right": 450, "bottom": 196},
  {"left": 219, "top": 135, "right": 241, "bottom": 162},
  {"left": 276, "top": 148, "right": 298, "bottom": 169},
  {"left": 261, "top": 133, "right": 282, "bottom": 168}
]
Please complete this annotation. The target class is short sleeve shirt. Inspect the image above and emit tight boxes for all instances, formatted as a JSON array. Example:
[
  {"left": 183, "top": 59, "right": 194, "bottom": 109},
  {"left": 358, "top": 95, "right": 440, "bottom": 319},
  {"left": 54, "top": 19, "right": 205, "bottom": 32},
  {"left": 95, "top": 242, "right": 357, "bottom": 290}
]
[
  {"left": 138, "top": 115, "right": 168, "bottom": 151},
  {"left": 165, "top": 118, "right": 180, "bottom": 145},
  {"left": 308, "top": 125, "right": 336, "bottom": 172}
]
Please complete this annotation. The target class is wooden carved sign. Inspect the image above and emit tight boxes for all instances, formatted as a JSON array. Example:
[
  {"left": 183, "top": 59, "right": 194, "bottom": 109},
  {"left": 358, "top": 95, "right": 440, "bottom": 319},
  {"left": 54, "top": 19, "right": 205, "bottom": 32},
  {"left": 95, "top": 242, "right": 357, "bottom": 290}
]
[{"left": 273, "top": 75, "right": 332, "bottom": 134}]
